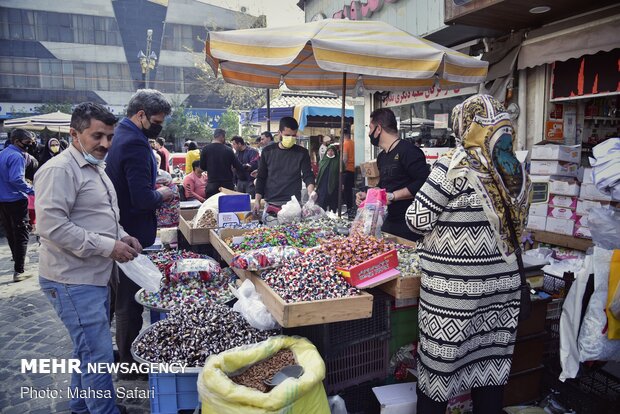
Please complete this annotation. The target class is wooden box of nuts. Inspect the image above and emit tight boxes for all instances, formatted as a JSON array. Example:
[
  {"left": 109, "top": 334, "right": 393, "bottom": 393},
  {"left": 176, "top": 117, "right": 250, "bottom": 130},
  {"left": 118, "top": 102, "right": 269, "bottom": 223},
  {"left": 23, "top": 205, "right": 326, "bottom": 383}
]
[
  {"left": 179, "top": 209, "right": 216, "bottom": 245},
  {"left": 248, "top": 274, "right": 374, "bottom": 327}
]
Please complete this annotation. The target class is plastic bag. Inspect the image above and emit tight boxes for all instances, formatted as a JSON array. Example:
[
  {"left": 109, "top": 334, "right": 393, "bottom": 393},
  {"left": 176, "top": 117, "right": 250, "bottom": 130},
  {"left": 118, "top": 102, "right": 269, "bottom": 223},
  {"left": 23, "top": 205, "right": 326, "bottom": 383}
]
[
  {"left": 231, "top": 246, "right": 301, "bottom": 271},
  {"left": 156, "top": 181, "right": 180, "bottom": 227},
  {"left": 192, "top": 193, "right": 224, "bottom": 227},
  {"left": 302, "top": 194, "right": 325, "bottom": 219},
  {"left": 327, "top": 396, "right": 347, "bottom": 414},
  {"left": 350, "top": 188, "right": 387, "bottom": 238},
  {"left": 168, "top": 258, "right": 221, "bottom": 282},
  {"left": 232, "top": 279, "right": 279, "bottom": 331},
  {"left": 117, "top": 254, "right": 163, "bottom": 292},
  {"left": 578, "top": 247, "right": 620, "bottom": 362},
  {"left": 277, "top": 196, "right": 302, "bottom": 224},
  {"left": 588, "top": 207, "right": 620, "bottom": 250},
  {"left": 611, "top": 271, "right": 620, "bottom": 320},
  {"left": 197, "top": 336, "right": 329, "bottom": 414}
]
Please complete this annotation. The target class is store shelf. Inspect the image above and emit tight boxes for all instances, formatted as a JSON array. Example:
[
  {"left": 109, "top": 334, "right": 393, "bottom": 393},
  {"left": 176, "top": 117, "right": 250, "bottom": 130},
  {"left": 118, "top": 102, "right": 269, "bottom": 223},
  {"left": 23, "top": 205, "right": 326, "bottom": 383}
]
[{"left": 529, "top": 230, "right": 593, "bottom": 251}]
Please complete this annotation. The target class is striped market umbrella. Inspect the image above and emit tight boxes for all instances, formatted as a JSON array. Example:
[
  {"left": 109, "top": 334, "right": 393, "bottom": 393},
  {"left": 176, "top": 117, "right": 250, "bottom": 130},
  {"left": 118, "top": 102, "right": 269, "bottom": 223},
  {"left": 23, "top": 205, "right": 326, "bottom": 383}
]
[
  {"left": 205, "top": 18, "right": 488, "bottom": 213},
  {"left": 4, "top": 111, "right": 71, "bottom": 134}
]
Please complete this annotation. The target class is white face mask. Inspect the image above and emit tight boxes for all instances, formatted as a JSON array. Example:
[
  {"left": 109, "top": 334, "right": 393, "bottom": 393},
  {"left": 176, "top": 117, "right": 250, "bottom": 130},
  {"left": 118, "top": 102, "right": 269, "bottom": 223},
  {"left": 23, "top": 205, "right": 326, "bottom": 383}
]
[{"left": 77, "top": 136, "right": 106, "bottom": 165}]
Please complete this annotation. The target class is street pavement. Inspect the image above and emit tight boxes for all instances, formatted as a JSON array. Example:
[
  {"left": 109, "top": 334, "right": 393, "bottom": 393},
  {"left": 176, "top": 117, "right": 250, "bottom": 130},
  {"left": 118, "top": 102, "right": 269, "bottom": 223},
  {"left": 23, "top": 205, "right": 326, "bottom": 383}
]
[{"left": 0, "top": 236, "right": 151, "bottom": 413}]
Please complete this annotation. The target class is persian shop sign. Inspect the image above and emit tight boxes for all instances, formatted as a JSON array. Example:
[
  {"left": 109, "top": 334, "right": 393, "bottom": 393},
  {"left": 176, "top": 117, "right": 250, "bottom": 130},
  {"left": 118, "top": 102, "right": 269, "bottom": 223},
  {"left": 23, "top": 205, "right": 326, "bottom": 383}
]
[
  {"left": 381, "top": 85, "right": 479, "bottom": 108},
  {"left": 333, "top": 0, "right": 400, "bottom": 20}
]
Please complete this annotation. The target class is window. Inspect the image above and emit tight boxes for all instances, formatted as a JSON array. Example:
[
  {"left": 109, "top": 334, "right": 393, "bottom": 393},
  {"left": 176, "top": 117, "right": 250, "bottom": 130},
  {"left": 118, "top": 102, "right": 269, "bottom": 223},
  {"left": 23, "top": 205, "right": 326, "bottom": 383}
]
[{"left": 73, "top": 62, "right": 87, "bottom": 90}]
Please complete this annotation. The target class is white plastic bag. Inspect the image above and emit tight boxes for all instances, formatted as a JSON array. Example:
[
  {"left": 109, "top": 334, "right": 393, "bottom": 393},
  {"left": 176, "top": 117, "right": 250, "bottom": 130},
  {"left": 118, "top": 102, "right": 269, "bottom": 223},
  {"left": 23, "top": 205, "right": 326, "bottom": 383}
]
[
  {"left": 577, "top": 247, "right": 620, "bottom": 362},
  {"left": 116, "top": 254, "right": 162, "bottom": 292},
  {"left": 277, "top": 196, "right": 302, "bottom": 224},
  {"left": 559, "top": 254, "right": 592, "bottom": 381},
  {"left": 327, "top": 396, "right": 347, "bottom": 414},
  {"left": 302, "top": 194, "right": 325, "bottom": 219},
  {"left": 588, "top": 207, "right": 620, "bottom": 250},
  {"left": 231, "top": 279, "right": 279, "bottom": 331}
]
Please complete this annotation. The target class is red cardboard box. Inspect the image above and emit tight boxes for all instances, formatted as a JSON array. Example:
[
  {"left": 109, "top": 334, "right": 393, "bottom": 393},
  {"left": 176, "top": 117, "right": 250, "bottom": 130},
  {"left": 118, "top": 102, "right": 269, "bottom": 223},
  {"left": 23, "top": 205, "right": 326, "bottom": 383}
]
[
  {"left": 337, "top": 250, "right": 399, "bottom": 288},
  {"left": 547, "top": 206, "right": 577, "bottom": 220}
]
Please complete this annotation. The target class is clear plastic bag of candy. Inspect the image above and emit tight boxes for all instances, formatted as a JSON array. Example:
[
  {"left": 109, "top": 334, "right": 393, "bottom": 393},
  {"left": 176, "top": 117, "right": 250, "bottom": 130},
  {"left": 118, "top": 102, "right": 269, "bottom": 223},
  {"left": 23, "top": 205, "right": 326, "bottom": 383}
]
[
  {"left": 350, "top": 188, "right": 387, "bottom": 239},
  {"left": 117, "top": 254, "right": 163, "bottom": 292},
  {"left": 301, "top": 193, "right": 325, "bottom": 219},
  {"left": 168, "top": 258, "right": 221, "bottom": 282},
  {"left": 231, "top": 246, "right": 301, "bottom": 271},
  {"left": 277, "top": 196, "right": 302, "bottom": 224},
  {"left": 156, "top": 180, "right": 180, "bottom": 227}
]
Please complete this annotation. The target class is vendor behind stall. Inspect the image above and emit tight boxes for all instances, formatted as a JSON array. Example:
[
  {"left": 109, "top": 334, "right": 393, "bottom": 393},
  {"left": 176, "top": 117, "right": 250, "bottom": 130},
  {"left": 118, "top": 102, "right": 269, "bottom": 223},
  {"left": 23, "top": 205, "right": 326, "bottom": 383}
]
[{"left": 356, "top": 108, "right": 429, "bottom": 241}]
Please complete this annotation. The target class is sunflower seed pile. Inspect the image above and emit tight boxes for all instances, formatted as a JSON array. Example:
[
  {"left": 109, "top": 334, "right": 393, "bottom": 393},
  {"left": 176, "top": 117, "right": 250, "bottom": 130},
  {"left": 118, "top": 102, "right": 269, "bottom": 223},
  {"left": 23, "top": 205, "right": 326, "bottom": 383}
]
[{"left": 133, "top": 302, "right": 278, "bottom": 366}]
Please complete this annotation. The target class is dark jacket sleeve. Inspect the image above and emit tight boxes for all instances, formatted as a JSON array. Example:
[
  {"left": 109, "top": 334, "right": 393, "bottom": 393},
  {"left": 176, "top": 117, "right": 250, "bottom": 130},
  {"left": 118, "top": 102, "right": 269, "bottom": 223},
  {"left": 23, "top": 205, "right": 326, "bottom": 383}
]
[
  {"left": 248, "top": 148, "right": 260, "bottom": 171},
  {"left": 404, "top": 146, "right": 430, "bottom": 196},
  {"left": 231, "top": 151, "right": 248, "bottom": 180},
  {"left": 124, "top": 140, "right": 163, "bottom": 210},
  {"left": 199, "top": 146, "right": 208, "bottom": 171},
  {"left": 300, "top": 149, "right": 315, "bottom": 186},
  {"left": 255, "top": 150, "right": 269, "bottom": 196}
]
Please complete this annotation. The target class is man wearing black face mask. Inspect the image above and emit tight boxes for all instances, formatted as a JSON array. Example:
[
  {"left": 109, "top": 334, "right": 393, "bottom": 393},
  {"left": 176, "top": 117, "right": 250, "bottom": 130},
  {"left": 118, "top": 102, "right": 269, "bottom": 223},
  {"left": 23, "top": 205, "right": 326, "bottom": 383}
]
[
  {"left": 356, "top": 108, "right": 429, "bottom": 242},
  {"left": 105, "top": 89, "right": 174, "bottom": 377},
  {"left": 0, "top": 129, "right": 36, "bottom": 282}
]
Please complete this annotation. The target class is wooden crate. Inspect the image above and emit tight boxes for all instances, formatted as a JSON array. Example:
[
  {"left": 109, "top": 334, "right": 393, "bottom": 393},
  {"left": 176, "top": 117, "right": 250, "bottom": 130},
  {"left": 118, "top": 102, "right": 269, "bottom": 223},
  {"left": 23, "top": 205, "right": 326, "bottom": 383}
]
[
  {"left": 380, "top": 233, "right": 420, "bottom": 299},
  {"left": 379, "top": 275, "right": 421, "bottom": 299},
  {"left": 178, "top": 209, "right": 214, "bottom": 245},
  {"left": 249, "top": 274, "right": 374, "bottom": 327},
  {"left": 209, "top": 228, "right": 254, "bottom": 280}
]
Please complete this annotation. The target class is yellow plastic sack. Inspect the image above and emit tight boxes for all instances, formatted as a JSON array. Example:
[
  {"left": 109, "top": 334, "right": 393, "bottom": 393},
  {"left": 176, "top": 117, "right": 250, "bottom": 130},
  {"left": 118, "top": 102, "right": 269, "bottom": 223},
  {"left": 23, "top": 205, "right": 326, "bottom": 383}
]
[
  {"left": 606, "top": 250, "right": 620, "bottom": 339},
  {"left": 197, "top": 335, "right": 330, "bottom": 414}
]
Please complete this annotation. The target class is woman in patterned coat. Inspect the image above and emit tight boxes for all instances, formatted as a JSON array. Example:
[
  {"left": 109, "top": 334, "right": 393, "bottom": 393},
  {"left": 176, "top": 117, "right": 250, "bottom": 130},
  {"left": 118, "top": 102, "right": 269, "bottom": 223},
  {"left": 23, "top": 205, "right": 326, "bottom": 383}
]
[{"left": 405, "top": 95, "right": 531, "bottom": 414}]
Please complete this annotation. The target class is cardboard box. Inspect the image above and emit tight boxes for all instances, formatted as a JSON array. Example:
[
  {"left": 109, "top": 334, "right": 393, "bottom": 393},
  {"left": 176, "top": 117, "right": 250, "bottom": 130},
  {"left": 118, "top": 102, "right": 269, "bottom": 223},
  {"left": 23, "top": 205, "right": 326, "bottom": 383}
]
[
  {"left": 581, "top": 167, "right": 594, "bottom": 184},
  {"left": 531, "top": 144, "right": 581, "bottom": 163},
  {"left": 574, "top": 225, "right": 592, "bottom": 239},
  {"left": 529, "top": 203, "right": 548, "bottom": 217},
  {"left": 178, "top": 209, "right": 214, "bottom": 245},
  {"left": 575, "top": 215, "right": 588, "bottom": 228},
  {"left": 548, "top": 178, "right": 580, "bottom": 197},
  {"left": 337, "top": 250, "right": 400, "bottom": 288},
  {"left": 530, "top": 160, "right": 578, "bottom": 177},
  {"left": 526, "top": 214, "right": 547, "bottom": 231},
  {"left": 545, "top": 217, "right": 575, "bottom": 236},
  {"left": 217, "top": 211, "right": 252, "bottom": 228},
  {"left": 547, "top": 206, "right": 577, "bottom": 220},
  {"left": 576, "top": 199, "right": 610, "bottom": 215},
  {"left": 218, "top": 194, "right": 251, "bottom": 212},
  {"left": 373, "top": 383, "right": 417, "bottom": 414},
  {"left": 367, "top": 176, "right": 380, "bottom": 187},
  {"left": 580, "top": 183, "right": 613, "bottom": 201},
  {"left": 361, "top": 160, "right": 380, "bottom": 177},
  {"left": 548, "top": 195, "right": 578, "bottom": 209}
]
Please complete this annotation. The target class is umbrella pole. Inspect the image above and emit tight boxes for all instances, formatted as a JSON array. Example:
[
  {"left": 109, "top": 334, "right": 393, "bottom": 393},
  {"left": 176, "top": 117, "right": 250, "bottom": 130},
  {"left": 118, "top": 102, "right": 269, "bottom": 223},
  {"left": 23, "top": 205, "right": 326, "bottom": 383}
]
[
  {"left": 337, "top": 73, "right": 346, "bottom": 218},
  {"left": 266, "top": 89, "right": 271, "bottom": 132}
]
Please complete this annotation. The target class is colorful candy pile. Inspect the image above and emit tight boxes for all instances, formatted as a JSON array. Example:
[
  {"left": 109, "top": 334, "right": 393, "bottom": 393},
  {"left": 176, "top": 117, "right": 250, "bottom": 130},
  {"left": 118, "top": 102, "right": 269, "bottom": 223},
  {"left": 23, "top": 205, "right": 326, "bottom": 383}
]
[
  {"left": 137, "top": 267, "right": 235, "bottom": 310},
  {"left": 231, "top": 246, "right": 301, "bottom": 271},
  {"left": 228, "top": 224, "right": 320, "bottom": 252},
  {"left": 317, "top": 235, "right": 395, "bottom": 268},
  {"left": 146, "top": 250, "right": 207, "bottom": 275},
  {"left": 395, "top": 246, "right": 422, "bottom": 277},
  {"left": 260, "top": 251, "right": 360, "bottom": 303}
]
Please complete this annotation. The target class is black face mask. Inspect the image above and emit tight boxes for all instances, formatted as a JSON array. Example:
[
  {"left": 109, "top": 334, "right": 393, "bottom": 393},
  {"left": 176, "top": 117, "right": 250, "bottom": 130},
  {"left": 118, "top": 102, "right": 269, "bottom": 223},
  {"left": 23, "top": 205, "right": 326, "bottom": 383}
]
[
  {"left": 16, "top": 140, "right": 33, "bottom": 152},
  {"left": 141, "top": 118, "right": 163, "bottom": 138},
  {"left": 369, "top": 126, "right": 380, "bottom": 147}
]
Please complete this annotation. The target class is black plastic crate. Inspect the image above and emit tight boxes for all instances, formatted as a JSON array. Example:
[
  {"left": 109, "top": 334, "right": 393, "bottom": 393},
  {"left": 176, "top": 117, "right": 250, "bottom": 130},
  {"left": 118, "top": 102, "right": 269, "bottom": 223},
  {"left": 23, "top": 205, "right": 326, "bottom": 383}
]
[
  {"left": 284, "top": 289, "right": 391, "bottom": 357},
  {"left": 324, "top": 335, "right": 390, "bottom": 394},
  {"left": 334, "top": 379, "right": 383, "bottom": 414}
]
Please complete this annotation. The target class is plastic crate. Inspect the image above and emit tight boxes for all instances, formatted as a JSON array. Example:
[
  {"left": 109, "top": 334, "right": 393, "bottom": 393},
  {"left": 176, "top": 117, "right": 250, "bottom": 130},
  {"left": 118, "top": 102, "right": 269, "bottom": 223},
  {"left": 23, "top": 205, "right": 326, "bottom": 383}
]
[
  {"left": 149, "top": 371, "right": 200, "bottom": 414},
  {"left": 284, "top": 289, "right": 391, "bottom": 357},
  {"left": 336, "top": 379, "right": 383, "bottom": 414},
  {"left": 324, "top": 336, "right": 390, "bottom": 394}
]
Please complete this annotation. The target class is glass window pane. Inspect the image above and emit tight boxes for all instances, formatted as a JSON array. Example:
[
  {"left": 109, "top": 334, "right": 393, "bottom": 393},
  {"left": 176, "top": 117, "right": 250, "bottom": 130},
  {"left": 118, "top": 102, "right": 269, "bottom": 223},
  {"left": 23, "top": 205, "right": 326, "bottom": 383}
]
[
  {"left": 63, "top": 73, "right": 74, "bottom": 89},
  {"left": 83, "top": 30, "right": 94, "bottom": 44},
  {"left": 22, "top": 10, "right": 34, "bottom": 25},
  {"left": 47, "top": 26, "right": 60, "bottom": 42},
  {"left": 59, "top": 26, "right": 72, "bottom": 42},
  {"left": 22, "top": 25, "right": 35, "bottom": 40},
  {"left": 81, "top": 15, "right": 94, "bottom": 30},
  {"left": 26, "top": 60, "right": 38, "bottom": 74},
  {"left": 8, "top": 8, "right": 21, "bottom": 24},
  {"left": 94, "top": 17, "right": 105, "bottom": 31},
  {"left": 74, "top": 63, "right": 86, "bottom": 89},
  {"left": 9, "top": 23, "right": 22, "bottom": 39},
  {"left": 97, "top": 64, "right": 109, "bottom": 90},
  {"left": 47, "top": 12, "right": 59, "bottom": 26},
  {"left": 58, "top": 13, "right": 71, "bottom": 27},
  {"left": 36, "top": 25, "right": 47, "bottom": 40},
  {"left": 15, "top": 75, "right": 27, "bottom": 88},
  {"left": 28, "top": 73, "right": 39, "bottom": 88},
  {"left": 95, "top": 31, "right": 105, "bottom": 45}
]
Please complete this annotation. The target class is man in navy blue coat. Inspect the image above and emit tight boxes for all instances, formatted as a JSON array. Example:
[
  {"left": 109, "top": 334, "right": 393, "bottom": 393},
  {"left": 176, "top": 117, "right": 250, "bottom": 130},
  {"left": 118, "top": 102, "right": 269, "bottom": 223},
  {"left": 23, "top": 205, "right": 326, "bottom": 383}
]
[{"left": 105, "top": 89, "right": 173, "bottom": 376}]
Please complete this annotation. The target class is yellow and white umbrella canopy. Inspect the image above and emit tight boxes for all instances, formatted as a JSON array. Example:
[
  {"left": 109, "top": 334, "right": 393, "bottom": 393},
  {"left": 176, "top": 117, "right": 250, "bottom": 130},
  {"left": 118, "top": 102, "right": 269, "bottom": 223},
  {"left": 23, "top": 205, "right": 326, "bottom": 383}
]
[
  {"left": 4, "top": 111, "right": 71, "bottom": 133},
  {"left": 205, "top": 19, "right": 488, "bottom": 91}
]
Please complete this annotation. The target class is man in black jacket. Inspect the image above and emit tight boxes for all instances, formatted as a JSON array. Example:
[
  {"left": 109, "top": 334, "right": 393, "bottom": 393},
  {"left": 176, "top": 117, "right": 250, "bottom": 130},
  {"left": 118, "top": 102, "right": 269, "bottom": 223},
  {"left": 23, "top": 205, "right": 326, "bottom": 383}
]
[
  {"left": 253, "top": 117, "right": 315, "bottom": 216},
  {"left": 200, "top": 128, "right": 247, "bottom": 199},
  {"left": 105, "top": 89, "right": 173, "bottom": 377}
]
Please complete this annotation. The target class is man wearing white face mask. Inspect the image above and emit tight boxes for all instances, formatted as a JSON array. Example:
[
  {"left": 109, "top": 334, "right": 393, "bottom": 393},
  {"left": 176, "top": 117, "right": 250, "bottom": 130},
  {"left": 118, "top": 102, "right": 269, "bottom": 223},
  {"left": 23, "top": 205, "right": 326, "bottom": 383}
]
[{"left": 254, "top": 117, "right": 315, "bottom": 217}]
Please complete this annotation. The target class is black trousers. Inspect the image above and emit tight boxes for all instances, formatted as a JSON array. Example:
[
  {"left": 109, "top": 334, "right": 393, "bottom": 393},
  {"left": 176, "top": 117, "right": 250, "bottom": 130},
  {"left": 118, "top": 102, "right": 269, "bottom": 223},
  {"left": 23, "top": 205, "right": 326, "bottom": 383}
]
[
  {"left": 0, "top": 198, "right": 30, "bottom": 273},
  {"left": 342, "top": 171, "right": 355, "bottom": 209},
  {"left": 110, "top": 269, "right": 143, "bottom": 364},
  {"left": 416, "top": 385, "right": 505, "bottom": 414},
  {"left": 205, "top": 181, "right": 234, "bottom": 200}
]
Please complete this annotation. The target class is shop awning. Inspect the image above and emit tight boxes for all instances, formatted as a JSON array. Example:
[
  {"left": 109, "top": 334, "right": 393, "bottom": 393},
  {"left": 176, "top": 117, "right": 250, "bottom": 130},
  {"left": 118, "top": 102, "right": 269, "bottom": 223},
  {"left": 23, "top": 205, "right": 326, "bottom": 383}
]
[
  {"left": 294, "top": 106, "right": 354, "bottom": 131},
  {"left": 518, "top": 15, "right": 620, "bottom": 70}
]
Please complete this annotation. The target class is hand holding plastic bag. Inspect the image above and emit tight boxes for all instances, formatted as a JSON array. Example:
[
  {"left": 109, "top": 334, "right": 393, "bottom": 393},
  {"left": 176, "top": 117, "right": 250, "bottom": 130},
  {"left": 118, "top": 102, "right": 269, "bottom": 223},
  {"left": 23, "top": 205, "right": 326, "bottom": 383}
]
[
  {"left": 277, "top": 196, "right": 302, "bottom": 224},
  {"left": 351, "top": 188, "right": 387, "bottom": 238},
  {"left": 232, "top": 279, "right": 279, "bottom": 331},
  {"left": 117, "top": 254, "right": 162, "bottom": 292},
  {"left": 302, "top": 192, "right": 325, "bottom": 219}
]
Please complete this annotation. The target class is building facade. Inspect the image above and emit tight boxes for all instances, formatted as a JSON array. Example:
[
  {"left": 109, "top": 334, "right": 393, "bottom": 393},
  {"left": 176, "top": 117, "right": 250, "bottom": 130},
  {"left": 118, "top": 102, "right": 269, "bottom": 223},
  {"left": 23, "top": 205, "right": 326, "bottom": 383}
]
[{"left": 0, "top": 0, "right": 263, "bottom": 119}]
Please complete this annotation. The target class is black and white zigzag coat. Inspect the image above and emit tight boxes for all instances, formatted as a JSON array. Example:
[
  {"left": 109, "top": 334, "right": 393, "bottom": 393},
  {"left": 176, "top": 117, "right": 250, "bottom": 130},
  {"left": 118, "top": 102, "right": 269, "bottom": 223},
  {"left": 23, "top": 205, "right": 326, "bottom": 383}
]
[{"left": 405, "top": 157, "right": 521, "bottom": 402}]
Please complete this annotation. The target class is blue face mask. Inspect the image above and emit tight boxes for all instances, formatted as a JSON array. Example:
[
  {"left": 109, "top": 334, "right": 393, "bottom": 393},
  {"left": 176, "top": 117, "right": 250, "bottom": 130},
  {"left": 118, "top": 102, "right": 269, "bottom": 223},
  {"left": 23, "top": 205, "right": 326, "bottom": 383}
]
[{"left": 77, "top": 136, "right": 106, "bottom": 166}]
